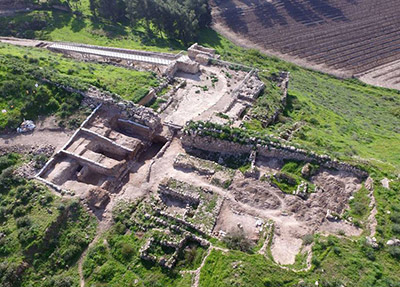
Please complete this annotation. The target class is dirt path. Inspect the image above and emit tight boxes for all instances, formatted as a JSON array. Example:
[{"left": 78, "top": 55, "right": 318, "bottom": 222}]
[
  {"left": 181, "top": 243, "right": 229, "bottom": 287},
  {"left": 0, "top": 117, "right": 73, "bottom": 152},
  {"left": 366, "top": 177, "right": 378, "bottom": 237},
  {"left": 77, "top": 191, "right": 118, "bottom": 287}
]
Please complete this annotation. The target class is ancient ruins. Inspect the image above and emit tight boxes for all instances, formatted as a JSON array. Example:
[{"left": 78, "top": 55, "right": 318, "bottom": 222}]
[{"left": 29, "top": 40, "right": 372, "bottom": 268}]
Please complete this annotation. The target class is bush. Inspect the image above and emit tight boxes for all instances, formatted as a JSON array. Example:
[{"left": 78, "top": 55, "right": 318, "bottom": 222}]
[
  {"left": 388, "top": 246, "right": 400, "bottom": 260},
  {"left": 0, "top": 206, "right": 7, "bottom": 220},
  {"left": 16, "top": 216, "right": 32, "bottom": 228},
  {"left": 392, "top": 224, "right": 400, "bottom": 235},
  {"left": 352, "top": 201, "right": 367, "bottom": 216},
  {"left": 13, "top": 206, "right": 26, "bottom": 218},
  {"left": 120, "top": 243, "right": 134, "bottom": 260},
  {"left": 44, "top": 275, "right": 75, "bottom": 287},
  {"left": 302, "top": 234, "right": 314, "bottom": 245},
  {"left": 333, "top": 246, "right": 341, "bottom": 256},
  {"left": 18, "top": 226, "right": 37, "bottom": 246},
  {"left": 0, "top": 167, "right": 16, "bottom": 192},
  {"left": 223, "top": 229, "right": 253, "bottom": 253},
  {"left": 311, "top": 256, "right": 321, "bottom": 267},
  {"left": 61, "top": 245, "right": 82, "bottom": 264},
  {"left": 390, "top": 212, "right": 400, "bottom": 224}
]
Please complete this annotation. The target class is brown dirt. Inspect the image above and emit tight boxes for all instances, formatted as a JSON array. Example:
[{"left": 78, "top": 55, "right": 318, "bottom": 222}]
[
  {"left": 225, "top": 168, "right": 362, "bottom": 264},
  {"left": 0, "top": 116, "right": 73, "bottom": 153},
  {"left": 210, "top": 0, "right": 400, "bottom": 89},
  {"left": 213, "top": 200, "right": 262, "bottom": 242},
  {"left": 162, "top": 66, "right": 247, "bottom": 125}
]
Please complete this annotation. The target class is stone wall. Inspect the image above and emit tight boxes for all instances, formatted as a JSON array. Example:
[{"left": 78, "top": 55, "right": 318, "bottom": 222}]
[
  {"left": 164, "top": 56, "right": 200, "bottom": 78},
  {"left": 188, "top": 43, "right": 216, "bottom": 60},
  {"left": 181, "top": 133, "right": 368, "bottom": 178},
  {"left": 81, "top": 87, "right": 162, "bottom": 133},
  {"left": 245, "top": 71, "right": 290, "bottom": 126}
]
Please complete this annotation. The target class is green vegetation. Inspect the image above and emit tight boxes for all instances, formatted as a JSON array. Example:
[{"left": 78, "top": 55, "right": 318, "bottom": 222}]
[
  {"left": 82, "top": 201, "right": 206, "bottom": 287},
  {"left": 196, "top": 29, "right": 400, "bottom": 172},
  {"left": 343, "top": 185, "right": 371, "bottom": 229},
  {"left": 245, "top": 71, "right": 285, "bottom": 126},
  {"left": 223, "top": 229, "right": 253, "bottom": 253},
  {"left": 2, "top": 2, "right": 400, "bottom": 286},
  {"left": 268, "top": 160, "right": 317, "bottom": 194},
  {"left": 0, "top": 43, "right": 158, "bottom": 129},
  {"left": 0, "top": 153, "right": 97, "bottom": 287}
]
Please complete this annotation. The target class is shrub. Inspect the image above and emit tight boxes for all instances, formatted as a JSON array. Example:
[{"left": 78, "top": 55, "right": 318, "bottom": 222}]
[
  {"left": 44, "top": 275, "right": 75, "bottom": 287},
  {"left": 16, "top": 216, "right": 32, "bottom": 228},
  {"left": 61, "top": 245, "right": 82, "bottom": 264},
  {"left": 333, "top": 246, "right": 341, "bottom": 256},
  {"left": 352, "top": 201, "right": 367, "bottom": 216},
  {"left": 13, "top": 206, "right": 26, "bottom": 218},
  {"left": 18, "top": 226, "right": 37, "bottom": 246},
  {"left": 302, "top": 234, "right": 314, "bottom": 245},
  {"left": 0, "top": 167, "right": 15, "bottom": 192},
  {"left": 392, "top": 224, "right": 400, "bottom": 235},
  {"left": 223, "top": 229, "right": 253, "bottom": 253},
  {"left": 311, "top": 256, "right": 321, "bottom": 267},
  {"left": 0, "top": 206, "right": 7, "bottom": 220},
  {"left": 114, "top": 222, "right": 126, "bottom": 235},
  {"left": 388, "top": 246, "right": 400, "bottom": 260},
  {"left": 121, "top": 243, "right": 134, "bottom": 260},
  {"left": 390, "top": 212, "right": 400, "bottom": 224}
]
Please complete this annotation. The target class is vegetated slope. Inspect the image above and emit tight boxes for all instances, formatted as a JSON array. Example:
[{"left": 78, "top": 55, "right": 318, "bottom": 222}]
[
  {"left": 0, "top": 43, "right": 158, "bottom": 130},
  {"left": 0, "top": 153, "right": 97, "bottom": 287},
  {"left": 210, "top": 0, "right": 400, "bottom": 89},
  {"left": 198, "top": 30, "right": 400, "bottom": 172}
]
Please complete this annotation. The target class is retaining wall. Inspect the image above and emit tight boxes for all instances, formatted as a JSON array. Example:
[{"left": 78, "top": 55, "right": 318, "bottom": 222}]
[{"left": 181, "top": 134, "right": 368, "bottom": 178}]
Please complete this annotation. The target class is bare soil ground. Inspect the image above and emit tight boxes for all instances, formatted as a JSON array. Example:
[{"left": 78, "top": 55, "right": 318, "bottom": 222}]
[
  {"left": 213, "top": 201, "right": 262, "bottom": 242},
  {"left": 0, "top": 116, "right": 73, "bottom": 153},
  {"left": 162, "top": 66, "right": 247, "bottom": 125},
  {"left": 211, "top": 0, "right": 400, "bottom": 89},
  {"left": 151, "top": 145, "right": 364, "bottom": 265}
]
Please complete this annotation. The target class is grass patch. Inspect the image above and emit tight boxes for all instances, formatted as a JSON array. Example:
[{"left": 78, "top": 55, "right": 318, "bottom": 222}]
[
  {"left": 0, "top": 43, "right": 158, "bottom": 129},
  {"left": 0, "top": 153, "right": 97, "bottom": 287}
]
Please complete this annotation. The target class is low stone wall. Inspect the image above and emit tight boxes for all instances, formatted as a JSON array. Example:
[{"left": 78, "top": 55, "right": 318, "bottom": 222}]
[
  {"left": 164, "top": 56, "right": 200, "bottom": 78},
  {"left": 188, "top": 43, "right": 216, "bottom": 60},
  {"left": 60, "top": 150, "right": 122, "bottom": 177},
  {"left": 181, "top": 134, "right": 368, "bottom": 178},
  {"left": 138, "top": 89, "right": 156, "bottom": 106},
  {"left": 80, "top": 128, "right": 134, "bottom": 154},
  {"left": 82, "top": 87, "right": 162, "bottom": 132},
  {"left": 158, "top": 185, "right": 200, "bottom": 207},
  {"left": 245, "top": 71, "right": 290, "bottom": 126},
  {"left": 210, "top": 58, "right": 253, "bottom": 72}
]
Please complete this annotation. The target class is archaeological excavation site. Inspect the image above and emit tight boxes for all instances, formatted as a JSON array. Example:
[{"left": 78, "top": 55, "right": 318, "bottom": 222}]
[
  {"left": 2, "top": 1, "right": 400, "bottom": 286},
  {"left": 12, "top": 38, "right": 375, "bottom": 277}
]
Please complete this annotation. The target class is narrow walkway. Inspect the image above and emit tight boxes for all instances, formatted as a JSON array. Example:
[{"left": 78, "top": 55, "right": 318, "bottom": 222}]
[
  {"left": 49, "top": 43, "right": 174, "bottom": 65},
  {"left": 181, "top": 244, "right": 229, "bottom": 287}
]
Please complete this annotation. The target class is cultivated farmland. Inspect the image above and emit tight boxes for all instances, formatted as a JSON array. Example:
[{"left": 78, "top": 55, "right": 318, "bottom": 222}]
[{"left": 211, "top": 0, "right": 400, "bottom": 90}]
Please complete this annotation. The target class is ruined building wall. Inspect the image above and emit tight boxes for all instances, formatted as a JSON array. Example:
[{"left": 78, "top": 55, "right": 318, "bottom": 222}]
[{"left": 181, "top": 134, "right": 368, "bottom": 178}]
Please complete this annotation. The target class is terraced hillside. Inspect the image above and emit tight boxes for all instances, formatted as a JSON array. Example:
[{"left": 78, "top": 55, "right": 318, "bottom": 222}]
[{"left": 211, "top": 0, "right": 400, "bottom": 89}]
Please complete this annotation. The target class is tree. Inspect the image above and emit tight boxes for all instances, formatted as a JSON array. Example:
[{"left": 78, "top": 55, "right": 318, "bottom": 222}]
[{"left": 123, "top": 0, "right": 211, "bottom": 44}]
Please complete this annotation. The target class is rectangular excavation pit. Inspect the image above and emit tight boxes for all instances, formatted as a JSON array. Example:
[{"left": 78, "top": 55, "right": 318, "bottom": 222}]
[
  {"left": 85, "top": 114, "right": 148, "bottom": 151},
  {"left": 156, "top": 178, "right": 224, "bottom": 235},
  {"left": 37, "top": 103, "right": 166, "bottom": 196},
  {"left": 40, "top": 153, "right": 112, "bottom": 193}
]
